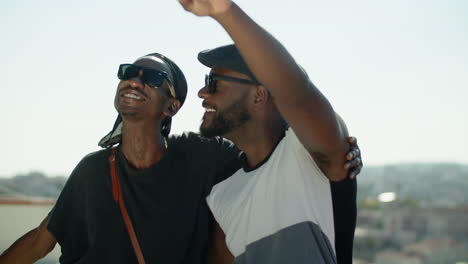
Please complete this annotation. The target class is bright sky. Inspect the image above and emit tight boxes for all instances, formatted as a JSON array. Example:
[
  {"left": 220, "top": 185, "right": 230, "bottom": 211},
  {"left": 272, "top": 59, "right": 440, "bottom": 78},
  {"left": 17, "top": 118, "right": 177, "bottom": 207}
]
[{"left": 2, "top": 0, "right": 467, "bottom": 177}]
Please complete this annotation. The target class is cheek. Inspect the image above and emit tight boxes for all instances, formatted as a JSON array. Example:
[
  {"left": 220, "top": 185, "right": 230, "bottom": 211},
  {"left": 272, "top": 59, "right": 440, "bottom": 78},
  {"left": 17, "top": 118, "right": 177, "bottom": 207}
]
[
  {"left": 114, "top": 82, "right": 125, "bottom": 109},
  {"left": 148, "top": 93, "right": 166, "bottom": 115},
  {"left": 114, "top": 89, "right": 121, "bottom": 110}
]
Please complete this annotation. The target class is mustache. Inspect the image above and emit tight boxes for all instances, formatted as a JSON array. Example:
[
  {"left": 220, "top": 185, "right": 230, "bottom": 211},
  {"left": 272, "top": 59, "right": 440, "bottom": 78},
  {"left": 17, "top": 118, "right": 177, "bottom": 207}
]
[
  {"left": 202, "top": 101, "right": 216, "bottom": 109},
  {"left": 119, "top": 86, "right": 148, "bottom": 98}
]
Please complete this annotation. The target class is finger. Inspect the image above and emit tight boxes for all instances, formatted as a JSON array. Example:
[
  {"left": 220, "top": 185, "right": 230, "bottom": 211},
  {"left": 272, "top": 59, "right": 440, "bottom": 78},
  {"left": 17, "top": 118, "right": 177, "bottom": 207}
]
[
  {"left": 344, "top": 157, "right": 361, "bottom": 170},
  {"left": 346, "top": 148, "right": 360, "bottom": 160},
  {"left": 348, "top": 136, "right": 357, "bottom": 145},
  {"left": 349, "top": 165, "right": 362, "bottom": 179}
]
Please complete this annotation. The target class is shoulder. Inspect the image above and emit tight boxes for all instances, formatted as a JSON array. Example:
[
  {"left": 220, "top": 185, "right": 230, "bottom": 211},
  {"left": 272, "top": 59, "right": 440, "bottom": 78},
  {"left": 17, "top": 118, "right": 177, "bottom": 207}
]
[
  {"left": 168, "top": 131, "right": 229, "bottom": 146},
  {"left": 77, "top": 148, "right": 111, "bottom": 168},
  {"left": 67, "top": 148, "right": 112, "bottom": 181},
  {"left": 169, "top": 132, "right": 241, "bottom": 181},
  {"left": 283, "top": 127, "right": 302, "bottom": 148},
  {"left": 284, "top": 127, "right": 328, "bottom": 162},
  {"left": 168, "top": 132, "right": 239, "bottom": 156},
  {"left": 81, "top": 148, "right": 111, "bottom": 162}
]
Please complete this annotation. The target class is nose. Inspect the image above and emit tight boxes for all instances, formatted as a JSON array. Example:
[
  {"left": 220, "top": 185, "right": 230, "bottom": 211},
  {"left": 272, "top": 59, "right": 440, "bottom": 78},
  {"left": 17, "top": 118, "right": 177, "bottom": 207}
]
[
  {"left": 198, "top": 85, "right": 210, "bottom": 99},
  {"left": 128, "top": 70, "right": 145, "bottom": 89}
]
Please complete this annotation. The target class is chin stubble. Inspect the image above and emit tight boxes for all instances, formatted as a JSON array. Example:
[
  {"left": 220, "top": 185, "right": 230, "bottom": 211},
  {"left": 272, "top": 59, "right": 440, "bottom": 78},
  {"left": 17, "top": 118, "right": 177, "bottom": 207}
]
[{"left": 200, "top": 100, "right": 251, "bottom": 138}]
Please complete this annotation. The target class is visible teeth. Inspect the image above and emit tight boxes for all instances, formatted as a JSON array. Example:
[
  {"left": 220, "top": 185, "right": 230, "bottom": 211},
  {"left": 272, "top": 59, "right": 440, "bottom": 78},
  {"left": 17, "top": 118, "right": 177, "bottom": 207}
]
[
  {"left": 123, "top": 93, "right": 141, "bottom": 99},
  {"left": 205, "top": 108, "right": 216, "bottom": 112}
]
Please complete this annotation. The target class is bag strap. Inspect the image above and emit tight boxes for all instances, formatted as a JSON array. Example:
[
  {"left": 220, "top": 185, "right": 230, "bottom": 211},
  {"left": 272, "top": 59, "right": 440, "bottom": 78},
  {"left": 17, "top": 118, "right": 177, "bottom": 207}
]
[{"left": 109, "top": 147, "right": 146, "bottom": 264}]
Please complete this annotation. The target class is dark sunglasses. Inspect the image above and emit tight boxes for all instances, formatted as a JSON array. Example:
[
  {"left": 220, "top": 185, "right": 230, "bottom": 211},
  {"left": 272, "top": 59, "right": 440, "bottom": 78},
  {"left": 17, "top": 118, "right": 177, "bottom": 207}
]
[
  {"left": 118, "top": 64, "right": 176, "bottom": 97},
  {"left": 205, "top": 73, "right": 257, "bottom": 94}
]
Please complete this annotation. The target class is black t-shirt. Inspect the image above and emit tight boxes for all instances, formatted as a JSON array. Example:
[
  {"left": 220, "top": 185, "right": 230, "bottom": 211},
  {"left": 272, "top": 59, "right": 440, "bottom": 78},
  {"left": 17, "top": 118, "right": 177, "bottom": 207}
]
[
  {"left": 331, "top": 178, "right": 357, "bottom": 264},
  {"left": 48, "top": 132, "right": 240, "bottom": 264}
]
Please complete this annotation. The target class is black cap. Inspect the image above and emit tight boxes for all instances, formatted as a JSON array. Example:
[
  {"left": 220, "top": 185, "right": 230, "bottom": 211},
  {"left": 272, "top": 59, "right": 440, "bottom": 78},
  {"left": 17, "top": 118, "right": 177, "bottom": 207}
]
[
  {"left": 146, "top": 52, "right": 188, "bottom": 106},
  {"left": 198, "top": 44, "right": 260, "bottom": 84}
]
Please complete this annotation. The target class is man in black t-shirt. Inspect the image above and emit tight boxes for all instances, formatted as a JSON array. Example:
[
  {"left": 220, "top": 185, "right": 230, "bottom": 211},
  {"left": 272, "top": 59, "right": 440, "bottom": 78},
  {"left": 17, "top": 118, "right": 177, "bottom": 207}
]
[{"left": 0, "top": 53, "right": 242, "bottom": 264}]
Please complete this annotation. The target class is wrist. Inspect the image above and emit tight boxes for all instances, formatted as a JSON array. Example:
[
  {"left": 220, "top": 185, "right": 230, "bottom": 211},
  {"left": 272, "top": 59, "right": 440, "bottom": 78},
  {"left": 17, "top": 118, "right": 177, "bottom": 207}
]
[{"left": 211, "top": 1, "right": 235, "bottom": 21}]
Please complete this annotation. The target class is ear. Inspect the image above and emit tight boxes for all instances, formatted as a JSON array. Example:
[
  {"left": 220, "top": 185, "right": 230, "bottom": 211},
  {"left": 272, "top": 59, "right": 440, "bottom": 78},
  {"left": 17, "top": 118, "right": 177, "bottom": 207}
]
[
  {"left": 253, "top": 85, "right": 269, "bottom": 106},
  {"left": 163, "top": 98, "right": 181, "bottom": 117}
]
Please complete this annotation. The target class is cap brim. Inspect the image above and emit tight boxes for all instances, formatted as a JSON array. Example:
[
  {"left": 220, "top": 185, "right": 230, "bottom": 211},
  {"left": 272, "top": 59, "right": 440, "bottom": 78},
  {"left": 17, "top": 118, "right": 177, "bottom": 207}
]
[{"left": 197, "top": 46, "right": 260, "bottom": 84}]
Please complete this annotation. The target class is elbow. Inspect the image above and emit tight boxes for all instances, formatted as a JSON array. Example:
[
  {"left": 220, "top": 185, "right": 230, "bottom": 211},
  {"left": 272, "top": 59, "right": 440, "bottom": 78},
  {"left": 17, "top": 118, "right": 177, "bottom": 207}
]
[
  {"left": 313, "top": 150, "right": 348, "bottom": 182},
  {"left": 324, "top": 147, "right": 349, "bottom": 182},
  {"left": 326, "top": 166, "right": 348, "bottom": 182}
]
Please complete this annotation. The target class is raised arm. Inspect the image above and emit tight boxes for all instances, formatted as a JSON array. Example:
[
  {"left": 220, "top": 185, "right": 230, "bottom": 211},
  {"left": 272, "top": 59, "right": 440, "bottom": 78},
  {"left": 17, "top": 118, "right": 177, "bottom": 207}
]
[
  {"left": 0, "top": 215, "right": 56, "bottom": 264},
  {"left": 179, "top": 0, "right": 349, "bottom": 181}
]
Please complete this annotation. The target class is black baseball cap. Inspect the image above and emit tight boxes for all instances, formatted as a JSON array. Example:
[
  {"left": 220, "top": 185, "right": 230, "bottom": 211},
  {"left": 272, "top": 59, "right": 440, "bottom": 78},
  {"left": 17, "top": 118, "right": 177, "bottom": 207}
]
[{"left": 198, "top": 44, "right": 260, "bottom": 84}]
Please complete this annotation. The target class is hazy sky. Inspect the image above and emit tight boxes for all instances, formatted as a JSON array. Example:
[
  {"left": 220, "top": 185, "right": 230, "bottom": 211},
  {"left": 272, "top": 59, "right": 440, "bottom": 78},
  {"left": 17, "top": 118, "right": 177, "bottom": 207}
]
[{"left": 2, "top": 0, "right": 467, "bottom": 177}]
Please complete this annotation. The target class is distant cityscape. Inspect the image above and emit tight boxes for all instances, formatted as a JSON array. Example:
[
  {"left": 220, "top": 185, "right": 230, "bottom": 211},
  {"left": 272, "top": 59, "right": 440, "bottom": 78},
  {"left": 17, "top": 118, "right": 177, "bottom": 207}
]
[
  {"left": 0, "top": 172, "right": 65, "bottom": 204},
  {"left": 355, "top": 163, "right": 468, "bottom": 264},
  {"left": 1, "top": 163, "right": 468, "bottom": 263}
]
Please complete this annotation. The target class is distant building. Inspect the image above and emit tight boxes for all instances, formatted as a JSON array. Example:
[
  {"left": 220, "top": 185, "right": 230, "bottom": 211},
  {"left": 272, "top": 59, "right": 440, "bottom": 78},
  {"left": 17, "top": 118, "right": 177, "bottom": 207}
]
[
  {"left": 375, "top": 250, "right": 423, "bottom": 264},
  {"left": 352, "top": 258, "right": 371, "bottom": 264},
  {"left": 359, "top": 206, "right": 468, "bottom": 245},
  {"left": 404, "top": 238, "right": 468, "bottom": 264}
]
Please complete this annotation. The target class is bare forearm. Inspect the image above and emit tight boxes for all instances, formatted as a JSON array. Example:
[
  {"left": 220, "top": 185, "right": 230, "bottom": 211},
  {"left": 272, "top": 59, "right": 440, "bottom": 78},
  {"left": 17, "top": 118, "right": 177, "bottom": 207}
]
[
  {"left": 212, "top": 3, "right": 310, "bottom": 104},
  {"left": 1, "top": 229, "right": 42, "bottom": 264},
  {"left": 0, "top": 217, "right": 56, "bottom": 264}
]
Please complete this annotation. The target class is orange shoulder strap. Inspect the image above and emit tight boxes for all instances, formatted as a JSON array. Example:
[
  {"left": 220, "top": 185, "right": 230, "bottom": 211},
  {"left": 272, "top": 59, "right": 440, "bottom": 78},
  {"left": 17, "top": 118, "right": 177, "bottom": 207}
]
[{"left": 109, "top": 147, "right": 146, "bottom": 264}]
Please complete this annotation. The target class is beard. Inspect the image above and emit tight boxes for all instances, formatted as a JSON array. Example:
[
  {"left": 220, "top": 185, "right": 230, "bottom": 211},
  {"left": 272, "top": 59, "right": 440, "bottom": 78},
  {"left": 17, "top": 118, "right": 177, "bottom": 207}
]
[{"left": 200, "top": 99, "right": 251, "bottom": 138}]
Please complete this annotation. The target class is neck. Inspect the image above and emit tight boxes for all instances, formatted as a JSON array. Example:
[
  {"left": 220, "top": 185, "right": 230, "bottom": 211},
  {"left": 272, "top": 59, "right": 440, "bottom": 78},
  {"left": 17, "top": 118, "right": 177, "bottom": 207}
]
[
  {"left": 225, "top": 119, "right": 284, "bottom": 169},
  {"left": 121, "top": 119, "right": 166, "bottom": 170}
]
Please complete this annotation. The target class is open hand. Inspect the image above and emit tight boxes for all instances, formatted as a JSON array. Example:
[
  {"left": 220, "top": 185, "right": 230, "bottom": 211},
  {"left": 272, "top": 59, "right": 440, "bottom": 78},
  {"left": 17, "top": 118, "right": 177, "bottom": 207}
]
[{"left": 178, "top": 0, "right": 232, "bottom": 17}]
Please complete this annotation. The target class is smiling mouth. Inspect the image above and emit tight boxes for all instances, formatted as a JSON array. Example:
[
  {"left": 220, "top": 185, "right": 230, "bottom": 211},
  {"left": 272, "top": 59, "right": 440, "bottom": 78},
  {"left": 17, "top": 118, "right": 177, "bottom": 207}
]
[
  {"left": 123, "top": 93, "right": 143, "bottom": 100},
  {"left": 119, "top": 87, "right": 146, "bottom": 101},
  {"left": 202, "top": 101, "right": 217, "bottom": 113}
]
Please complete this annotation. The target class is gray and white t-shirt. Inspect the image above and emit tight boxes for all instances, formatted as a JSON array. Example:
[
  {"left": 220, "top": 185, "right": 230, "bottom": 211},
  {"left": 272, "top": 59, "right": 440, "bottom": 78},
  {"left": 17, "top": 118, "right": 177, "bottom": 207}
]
[{"left": 207, "top": 128, "right": 336, "bottom": 264}]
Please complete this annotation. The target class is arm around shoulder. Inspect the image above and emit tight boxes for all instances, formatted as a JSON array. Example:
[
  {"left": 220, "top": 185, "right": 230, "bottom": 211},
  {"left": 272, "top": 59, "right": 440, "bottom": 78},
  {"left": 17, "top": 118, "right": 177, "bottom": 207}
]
[{"left": 0, "top": 215, "right": 56, "bottom": 264}]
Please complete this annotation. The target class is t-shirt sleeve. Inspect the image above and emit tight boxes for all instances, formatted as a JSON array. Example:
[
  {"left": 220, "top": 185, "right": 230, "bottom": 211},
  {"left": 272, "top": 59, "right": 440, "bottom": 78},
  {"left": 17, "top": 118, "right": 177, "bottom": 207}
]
[
  {"left": 288, "top": 128, "right": 357, "bottom": 263},
  {"left": 286, "top": 128, "right": 330, "bottom": 182},
  {"left": 47, "top": 156, "right": 90, "bottom": 258}
]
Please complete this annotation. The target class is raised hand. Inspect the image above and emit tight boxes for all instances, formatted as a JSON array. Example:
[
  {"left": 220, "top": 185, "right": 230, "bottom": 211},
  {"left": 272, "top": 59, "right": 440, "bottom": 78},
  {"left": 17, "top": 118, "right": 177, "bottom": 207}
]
[
  {"left": 344, "top": 136, "right": 363, "bottom": 179},
  {"left": 178, "top": 0, "right": 232, "bottom": 17}
]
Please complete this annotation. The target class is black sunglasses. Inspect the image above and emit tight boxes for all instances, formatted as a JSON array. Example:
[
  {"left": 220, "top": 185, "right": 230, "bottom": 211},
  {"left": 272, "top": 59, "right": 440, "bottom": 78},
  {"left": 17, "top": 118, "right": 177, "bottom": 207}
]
[
  {"left": 205, "top": 73, "right": 257, "bottom": 94},
  {"left": 118, "top": 64, "right": 176, "bottom": 97}
]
